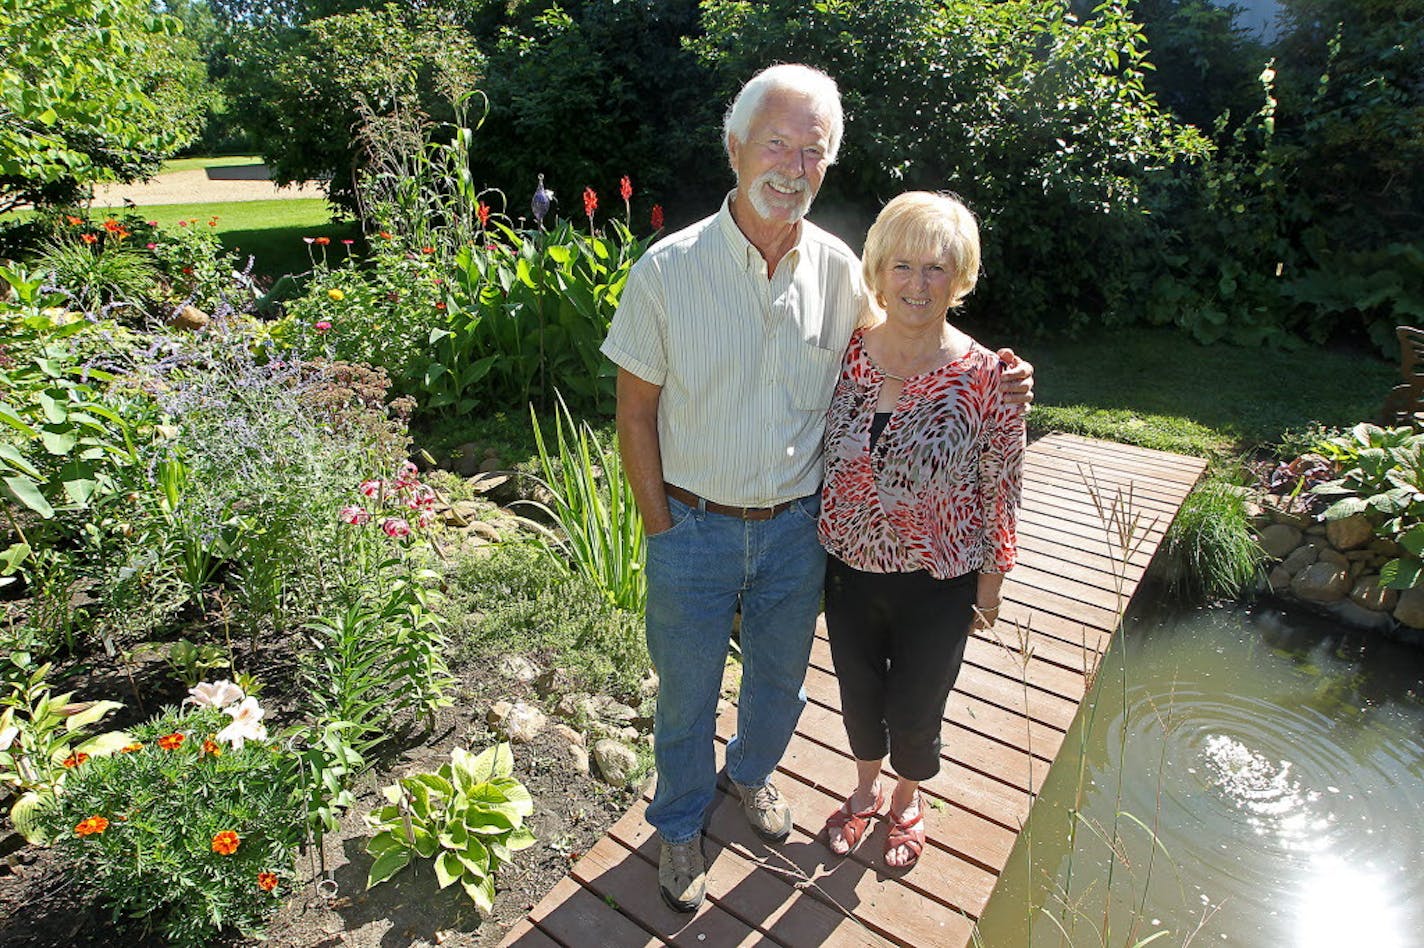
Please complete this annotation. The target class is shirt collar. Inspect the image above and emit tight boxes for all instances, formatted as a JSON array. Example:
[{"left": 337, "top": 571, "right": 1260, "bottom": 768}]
[{"left": 717, "top": 191, "right": 804, "bottom": 275}]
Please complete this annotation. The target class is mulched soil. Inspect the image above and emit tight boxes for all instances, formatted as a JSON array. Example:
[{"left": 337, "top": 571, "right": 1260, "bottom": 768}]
[{"left": 0, "top": 643, "right": 643, "bottom": 947}]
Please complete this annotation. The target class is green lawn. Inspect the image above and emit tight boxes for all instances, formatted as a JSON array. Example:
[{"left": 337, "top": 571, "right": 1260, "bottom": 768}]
[
  {"left": 1015, "top": 327, "right": 1394, "bottom": 460},
  {"left": 95, "top": 199, "right": 360, "bottom": 278},
  {"left": 158, "top": 155, "right": 263, "bottom": 174}
]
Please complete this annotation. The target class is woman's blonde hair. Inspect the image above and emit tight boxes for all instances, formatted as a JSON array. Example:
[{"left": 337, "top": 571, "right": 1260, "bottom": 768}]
[{"left": 861, "top": 191, "right": 980, "bottom": 321}]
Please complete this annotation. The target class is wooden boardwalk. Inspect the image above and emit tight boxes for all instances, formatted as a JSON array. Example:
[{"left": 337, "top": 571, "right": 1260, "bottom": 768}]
[{"left": 501, "top": 433, "right": 1208, "bottom": 948}]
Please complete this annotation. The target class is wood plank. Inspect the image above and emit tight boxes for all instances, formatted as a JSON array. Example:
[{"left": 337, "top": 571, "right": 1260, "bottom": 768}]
[
  {"left": 706, "top": 736, "right": 1001, "bottom": 929},
  {"left": 611, "top": 797, "right": 893, "bottom": 947},
  {"left": 1024, "top": 451, "right": 1203, "bottom": 497},
  {"left": 524, "top": 875, "right": 661, "bottom": 948},
  {"left": 571, "top": 836, "right": 765, "bottom": 946},
  {"left": 1038, "top": 433, "right": 1210, "bottom": 475},
  {"left": 1022, "top": 463, "right": 1191, "bottom": 511},
  {"left": 498, "top": 918, "right": 563, "bottom": 947},
  {"left": 1030, "top": 436, "right": 1208, "bottom": 486}
]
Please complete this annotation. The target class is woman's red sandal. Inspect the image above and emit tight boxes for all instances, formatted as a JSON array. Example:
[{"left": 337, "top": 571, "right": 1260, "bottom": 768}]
[
  {"left": 884, "top": 797, "right": 925, "bottom": 869},
  {"left": 823, "top": 785, "right": 884, "bottom": 856}
]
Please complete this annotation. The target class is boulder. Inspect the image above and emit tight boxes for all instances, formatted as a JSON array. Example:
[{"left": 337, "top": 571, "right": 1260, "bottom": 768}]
[
  {"left": 497, "top": 655, "right": 541, "bottom": 683},
  {"left": 1318, "top": 548, "right": 1349, "bottom": 569},
  {"left": 168, "top": 304, "right": 210, "bottom": 331},
  {"left": 486, "top": 701, "right": 512, "bottom": 727},
  {"left": 1393, "top": 587, "right": 1424, "bottom": 629},
  {"left": 552, "top": 724, "right": 585, "bottom": 747},
  {"left": 467, "top": 520, "right": 503, "bottom": 542},
  {"left": 441, "top": 501, "right": 483, "bottom": 527},
  {"left": 1325, "top": 514, "right": 1374, "bottom": 552},
  {"left": 1324, "top": 599, "right": 1394, "bottom": 633},
  {"left": 592, "top": 739, "right": 638, "bottom": 785},
  {"left": 1350, "top": 576, "right": 1398, "bottom": 612},
  {"left": 639, "top": 670, "right": 660, "bottom": 698},
  {"left": 502, "top": 702, "right": 547, "bottom": 743},
  {"left": 1258, "top": 524, "right": 1303, "bottom": 559},
  {"left": 1267, "top": 566, "right": 1293, "bottom": 593},
  {"left": 1289, "top": 562, "right": 1350, "bottom": 602},
  {"left": 535, "top": 668, "right": 575, "bottom": 698},
  {"left": 567, "top": 744, "right": 591, "bottom": 775},
  {"left": 452, "top": 442, "right": 483, "bottom": 477},
  {"left": 1281, "top": 544, "right": 1319, "bottom": 576},
  {"left": 478, "top": 456, "right": 503, "bottom": 474}
]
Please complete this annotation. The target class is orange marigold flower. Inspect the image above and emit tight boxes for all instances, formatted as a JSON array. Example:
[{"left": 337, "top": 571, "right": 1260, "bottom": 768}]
[
  {"left": 75, "top": 816, "right": 109, "bottom": 837},
  {"left": 211, "top": 830, "right": 241, "bottom": 855},
  {"left": 314, "top": 236, "right": 331, "bottom": 246},
  {"left": 80, "top": 233, "right": 98, "bottom": 244},
  {"left": 121, "top": 742, "right": 143, "bottom": 753},
  {"left": 62, "top": 752, "right": 89, "bottom": 768},
  {"left": 202, "top": 738, "right": 222, "bottom": 757},
  {"left": 158, "top": 732, "right": 185, "bottom": 751},
  {"left": 257, "top": 871, "right": 279, "bottom": 892}
]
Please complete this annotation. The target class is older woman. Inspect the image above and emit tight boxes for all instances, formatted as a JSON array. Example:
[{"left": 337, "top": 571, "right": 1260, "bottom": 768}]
[{"left": 818, "top": 191, "right": 1025, "bottom": 869}]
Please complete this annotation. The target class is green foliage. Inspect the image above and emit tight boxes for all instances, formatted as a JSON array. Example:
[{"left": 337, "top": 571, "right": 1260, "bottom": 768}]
[
  {"left": 693, "top": 0, "right": 1209, "bottom": 334},
  {"left": 165, "top": 638, "right": 231, "bottom": 688},
  {"left": 1312, "top": 424, "right": 1424, "bottom": 589},
  {"left": 0, "top": 0, "right": 212, "bottom": 212},
  {"left": 364, "top": 744, "right": 535, "bottom": 913},
  {"left": 1160, "top": 478, "right": 1265, "bottom": 600},
  {"left": 222, "top": 3, "right": 482, "bottom": 211},
  {"left": 282, "top": 218, "right": 646, "bottom": 418},
  {"left": 40, "top": 704, "right": 302, "bottom": 947},
  {"left": 523, "top": 394, "right": 645, "bottom": 613},
  {"left": 33, "top": 232, "right": 159, "bottom": 315},
  {"left": 0, "top": 655, "right": 130, "bottom": 843}
]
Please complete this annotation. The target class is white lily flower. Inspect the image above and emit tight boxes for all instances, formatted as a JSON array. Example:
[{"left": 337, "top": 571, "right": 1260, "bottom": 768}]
[
  {"left": 185, "top": 680, "right": 245, "bottom": 710},
  {"left": 216, "top": 697, "right": 267, "bottom": 750}
]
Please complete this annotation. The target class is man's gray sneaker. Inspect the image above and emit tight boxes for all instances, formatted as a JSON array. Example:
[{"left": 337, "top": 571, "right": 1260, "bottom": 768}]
[
  {"left": 658, "top": 834, "right": 706, "bottom": 913},
  {"left": 731, "top": 779, "right": 793, "bottom": 843}
]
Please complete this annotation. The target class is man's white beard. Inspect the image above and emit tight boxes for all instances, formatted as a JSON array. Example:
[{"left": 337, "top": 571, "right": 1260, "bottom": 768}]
[{"left": 745, "top": 170, "right": 812, "bottom": 222}]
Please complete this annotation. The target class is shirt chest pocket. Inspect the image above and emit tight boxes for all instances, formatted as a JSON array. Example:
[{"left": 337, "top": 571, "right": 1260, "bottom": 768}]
[{"left": 789, "top": 344, "right": 844, "bottom": 411}]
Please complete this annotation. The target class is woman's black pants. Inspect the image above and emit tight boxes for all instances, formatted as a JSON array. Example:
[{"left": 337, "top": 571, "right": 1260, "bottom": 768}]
[{"left": 823, "top": 554, "right": 975, "bottom": 782}]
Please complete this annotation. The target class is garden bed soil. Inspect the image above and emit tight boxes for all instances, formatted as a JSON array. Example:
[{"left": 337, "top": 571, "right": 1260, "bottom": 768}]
[{"left": 0, "top": 644, "right": 641, "bottom": 947}]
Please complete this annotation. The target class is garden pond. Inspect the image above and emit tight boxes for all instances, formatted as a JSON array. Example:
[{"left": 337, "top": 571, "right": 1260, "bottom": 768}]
[{"left": 975, "top": 595, "right": 1424, "bottom": 947}]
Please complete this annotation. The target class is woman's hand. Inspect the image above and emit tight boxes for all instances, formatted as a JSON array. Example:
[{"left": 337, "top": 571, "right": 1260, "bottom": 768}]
[
  {"left": 973, "top": 572, "right": 1005, "bottom": 631},
  {"left": 996, "top": 348, "right": 1034, "bottom": 408}
]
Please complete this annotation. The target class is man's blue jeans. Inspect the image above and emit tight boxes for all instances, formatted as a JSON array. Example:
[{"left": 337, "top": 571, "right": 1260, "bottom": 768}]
[{"left": 643, "top": 491, "right": 826, "bottom": 844}]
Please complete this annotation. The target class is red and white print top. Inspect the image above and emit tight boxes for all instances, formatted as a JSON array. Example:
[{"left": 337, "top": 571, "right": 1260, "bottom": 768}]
[{"left": 819, "top": 328, "right": 1026, "bottom": 580}]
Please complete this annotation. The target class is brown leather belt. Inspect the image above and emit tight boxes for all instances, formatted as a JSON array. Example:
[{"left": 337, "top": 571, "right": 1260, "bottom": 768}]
[{"left": 664, "top": 482, "right": 796, "bottom": 521}]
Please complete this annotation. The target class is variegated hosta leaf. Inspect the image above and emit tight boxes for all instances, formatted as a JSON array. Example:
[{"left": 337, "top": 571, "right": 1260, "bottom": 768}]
[{"left": 9, "top": 791, "right": 49, "bottom": 845}]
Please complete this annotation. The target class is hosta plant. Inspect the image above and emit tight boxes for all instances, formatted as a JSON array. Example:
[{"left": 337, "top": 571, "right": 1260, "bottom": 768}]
[{"left": 365, "top": 743, "right": 535, "bottom": 912}]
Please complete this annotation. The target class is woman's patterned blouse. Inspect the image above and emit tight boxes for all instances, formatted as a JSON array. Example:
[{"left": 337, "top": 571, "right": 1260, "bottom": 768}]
[{"left": 819, "top": 327, "right": 1026, "bottom": 580}]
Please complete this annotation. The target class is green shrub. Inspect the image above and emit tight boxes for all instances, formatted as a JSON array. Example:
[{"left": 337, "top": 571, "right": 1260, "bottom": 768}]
[
  {"left": 40, "top": 703, "right": 303, "bottom": 947},
  {"left": 1312, "top": 423, "right": 1424, "bottom": 588},
  {"left": 33, "top": 230, "right": 158, "bottom": 315},
  {"left": 1160, "top": 478, "right": 1266, "bottom": 600}
]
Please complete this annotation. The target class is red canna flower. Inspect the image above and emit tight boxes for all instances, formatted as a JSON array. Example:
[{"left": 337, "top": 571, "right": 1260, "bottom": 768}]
[
  {"left": 620, "top": 176, "right": 633, "bottom": 203},
  {"left": 62, "top": 752, "right": 89, "bottom": 768},
  {"left": 211, "top": 830, "right": 240, "bottom": 855},
  {"left": 314, "top": 236, "right": 331, "bottom": 246},
  {"left": 258, "top": 872, "right": 279, "bottom": 892},
  {"left": 75, "top": 816, "right": 109, "bottom": 837},
  {"left": 80, "top": 233, "right": 98, "bottom": 244},
  {"left": 650, "top": 204, "right": 665, "bottom": 231},
  {"left": 158, "top": 732, "right": 185, "bottom": 751},
  {"left": 583, "top": 186, "right": 598, "bottom": 221},
  {"left": 477, "top": 202, "right": 491, "bottom": 228}
]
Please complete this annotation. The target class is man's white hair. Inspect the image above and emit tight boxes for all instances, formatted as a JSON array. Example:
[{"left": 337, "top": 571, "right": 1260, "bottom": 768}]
[{"left": 723, "top": 63, "right": 844, "bottom": 165}]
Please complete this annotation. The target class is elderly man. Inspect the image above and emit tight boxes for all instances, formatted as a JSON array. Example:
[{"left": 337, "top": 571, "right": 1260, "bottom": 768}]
[{"left": 601, "top": 63, "right": 1033, "bottom": 912}]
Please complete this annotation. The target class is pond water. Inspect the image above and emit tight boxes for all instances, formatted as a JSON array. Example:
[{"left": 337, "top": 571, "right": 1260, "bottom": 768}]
[{"left": 973, "top": 597, "right": 1424, "bottom": 947}]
